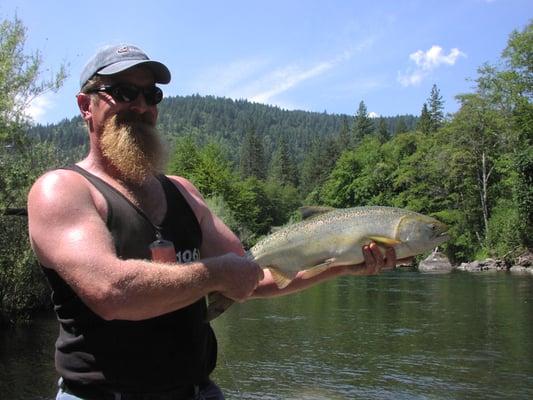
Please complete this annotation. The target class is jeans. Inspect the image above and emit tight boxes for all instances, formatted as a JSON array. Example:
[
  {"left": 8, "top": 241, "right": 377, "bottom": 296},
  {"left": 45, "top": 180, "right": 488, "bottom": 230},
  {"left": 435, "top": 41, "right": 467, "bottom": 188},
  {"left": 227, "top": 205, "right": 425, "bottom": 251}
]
[{"left": 55, "top": 378, "right": 225, "bottom": 400}]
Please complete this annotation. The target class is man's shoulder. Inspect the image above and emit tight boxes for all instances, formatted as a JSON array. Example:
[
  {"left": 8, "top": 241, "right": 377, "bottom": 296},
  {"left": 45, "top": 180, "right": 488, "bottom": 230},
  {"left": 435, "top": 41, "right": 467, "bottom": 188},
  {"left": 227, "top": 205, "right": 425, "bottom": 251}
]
[
  {"left": 165, "top": 175, "right": 200, "bottom": 195},
  {"left": 32, "top": 167, "right": 85, "bottom": 190},
  {"left": 29, "top": 167, "right": 93, "bottom": 207}
]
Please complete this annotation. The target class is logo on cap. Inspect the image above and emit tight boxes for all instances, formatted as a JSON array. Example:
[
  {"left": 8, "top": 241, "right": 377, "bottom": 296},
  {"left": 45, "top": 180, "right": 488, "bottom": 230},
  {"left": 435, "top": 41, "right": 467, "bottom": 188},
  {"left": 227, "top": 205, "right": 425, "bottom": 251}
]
[{"left": 117, "top": 46, "right": 130, "bottom": 54}]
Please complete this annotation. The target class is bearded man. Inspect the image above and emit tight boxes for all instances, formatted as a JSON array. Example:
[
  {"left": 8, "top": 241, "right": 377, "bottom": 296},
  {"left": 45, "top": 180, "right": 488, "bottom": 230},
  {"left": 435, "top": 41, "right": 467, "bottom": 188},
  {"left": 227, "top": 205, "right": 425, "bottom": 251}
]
[{"left": 27, "top": 44, "right": 399, "bottom": 400}]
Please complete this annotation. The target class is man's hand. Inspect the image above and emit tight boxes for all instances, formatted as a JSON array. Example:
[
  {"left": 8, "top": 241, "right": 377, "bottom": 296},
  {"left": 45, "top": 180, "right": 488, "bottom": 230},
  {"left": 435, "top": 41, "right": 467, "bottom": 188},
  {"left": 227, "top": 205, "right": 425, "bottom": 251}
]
[
  {"left": 341, "top": 242, "right": 412, "bottom": 276},
  {"left": 212, "top": 253, "right": 264, "bottom": 303}
]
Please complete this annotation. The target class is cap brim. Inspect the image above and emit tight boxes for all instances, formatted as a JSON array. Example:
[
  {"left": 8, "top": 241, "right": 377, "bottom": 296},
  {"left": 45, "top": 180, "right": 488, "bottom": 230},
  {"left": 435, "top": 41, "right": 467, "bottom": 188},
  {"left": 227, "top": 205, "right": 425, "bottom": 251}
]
[{"left": 98, "top": 60, "right": 171, "bottom": 84}]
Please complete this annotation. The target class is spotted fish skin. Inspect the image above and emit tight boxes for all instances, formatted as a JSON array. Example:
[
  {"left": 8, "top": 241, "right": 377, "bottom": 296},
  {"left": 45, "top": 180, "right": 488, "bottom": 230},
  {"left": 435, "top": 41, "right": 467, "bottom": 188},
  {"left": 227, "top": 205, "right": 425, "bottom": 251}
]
[
  {"left": 249, "top": 206, "right": 449, "bottom": 287},
  {"left": 206, "top": 206, "right": 449, "bottom": 320}
]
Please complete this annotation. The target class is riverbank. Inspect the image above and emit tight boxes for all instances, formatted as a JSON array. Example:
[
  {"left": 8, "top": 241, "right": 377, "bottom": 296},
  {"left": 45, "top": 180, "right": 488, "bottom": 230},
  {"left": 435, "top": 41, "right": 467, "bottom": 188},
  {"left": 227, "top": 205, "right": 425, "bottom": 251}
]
[{"left": 419, "top": 249, "right": 533, "bottom": 275}]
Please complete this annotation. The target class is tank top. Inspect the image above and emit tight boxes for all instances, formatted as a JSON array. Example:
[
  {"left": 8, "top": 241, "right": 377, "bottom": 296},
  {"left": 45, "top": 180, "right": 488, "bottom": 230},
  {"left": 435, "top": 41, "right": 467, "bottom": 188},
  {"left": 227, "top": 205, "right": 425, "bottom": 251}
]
[{"left": 41, "top": 165, "right": 217, "bottom": 393}]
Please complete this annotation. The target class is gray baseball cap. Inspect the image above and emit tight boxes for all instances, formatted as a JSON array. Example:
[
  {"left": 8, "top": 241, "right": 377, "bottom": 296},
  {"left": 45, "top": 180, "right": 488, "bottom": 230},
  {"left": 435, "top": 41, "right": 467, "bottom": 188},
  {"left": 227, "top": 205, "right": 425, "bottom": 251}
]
[{"left": 79, "top": 44, "right": 171, "bottom": 89}]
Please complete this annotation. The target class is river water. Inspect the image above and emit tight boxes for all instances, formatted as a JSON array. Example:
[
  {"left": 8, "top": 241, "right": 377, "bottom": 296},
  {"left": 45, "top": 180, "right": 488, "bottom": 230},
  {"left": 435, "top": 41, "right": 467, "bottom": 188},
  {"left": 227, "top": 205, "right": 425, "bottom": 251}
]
[{"left": 1, "top": 270, "right": 532, "bottom": 399}]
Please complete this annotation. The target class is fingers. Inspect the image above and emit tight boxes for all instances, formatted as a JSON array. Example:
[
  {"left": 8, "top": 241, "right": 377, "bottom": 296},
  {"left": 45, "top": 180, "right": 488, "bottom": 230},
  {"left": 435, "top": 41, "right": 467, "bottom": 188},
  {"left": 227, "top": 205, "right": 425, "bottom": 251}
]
[
  {"left": 362, "top": 242, "right": 397, "bottom": 275},
  {"left": 363, "top": 243, "right": 381, "bottom": 275},
  {"left": 217, "top": 254, "right": 263, "bottom": 302},
  {"left": 384, "top": 246, "right": 397, "bottom": 269}
]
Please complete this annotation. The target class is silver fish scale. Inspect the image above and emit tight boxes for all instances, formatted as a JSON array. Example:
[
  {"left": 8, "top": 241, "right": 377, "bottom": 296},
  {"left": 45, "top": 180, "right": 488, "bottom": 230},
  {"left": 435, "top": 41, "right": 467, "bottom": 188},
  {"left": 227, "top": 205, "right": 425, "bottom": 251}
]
[
  {"left": 249, "top": 206, "right": 414, "bottom": 271},
  {"left": 207, "top": 206, "right": 448, "bottom": 321}
]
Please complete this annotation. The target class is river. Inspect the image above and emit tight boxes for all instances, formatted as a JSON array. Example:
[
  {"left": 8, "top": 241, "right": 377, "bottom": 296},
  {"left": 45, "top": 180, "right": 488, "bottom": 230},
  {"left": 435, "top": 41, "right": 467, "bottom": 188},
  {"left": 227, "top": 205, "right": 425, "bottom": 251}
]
[{"left": 1, "top": 270, "right": 532, "bottom": 399}]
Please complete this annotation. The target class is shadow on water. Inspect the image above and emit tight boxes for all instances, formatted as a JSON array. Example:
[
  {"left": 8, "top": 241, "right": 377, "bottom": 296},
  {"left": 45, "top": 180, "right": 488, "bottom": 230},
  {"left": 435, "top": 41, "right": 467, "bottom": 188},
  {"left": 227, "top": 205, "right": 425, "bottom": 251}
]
[
  {"left": 1, "top": 271, "right": 533, "bottom": 399},
  {"left": 0, "top": 311, "right": 58, "bottom": 399}
]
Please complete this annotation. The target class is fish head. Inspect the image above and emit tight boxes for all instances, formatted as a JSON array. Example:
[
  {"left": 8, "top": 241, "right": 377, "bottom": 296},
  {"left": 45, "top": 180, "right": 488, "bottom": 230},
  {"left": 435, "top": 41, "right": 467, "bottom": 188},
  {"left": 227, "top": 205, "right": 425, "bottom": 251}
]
[{"left": 396, "top": 212, "right": 450, "bottom": 250}]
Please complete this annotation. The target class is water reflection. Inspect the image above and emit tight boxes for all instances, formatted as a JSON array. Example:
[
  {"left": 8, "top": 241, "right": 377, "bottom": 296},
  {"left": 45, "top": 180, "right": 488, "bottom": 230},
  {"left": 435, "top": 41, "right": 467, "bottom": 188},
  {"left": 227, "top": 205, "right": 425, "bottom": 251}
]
[{"left": 1, "top": 271, "right": 532, "bottom": 399}]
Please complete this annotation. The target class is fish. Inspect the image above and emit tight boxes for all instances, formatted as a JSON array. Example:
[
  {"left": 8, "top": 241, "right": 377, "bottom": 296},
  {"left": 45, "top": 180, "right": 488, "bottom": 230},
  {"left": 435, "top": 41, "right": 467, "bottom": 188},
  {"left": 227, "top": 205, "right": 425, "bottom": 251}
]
[{"left": 206, "top": 206, "right": 449, "bottom": 321}]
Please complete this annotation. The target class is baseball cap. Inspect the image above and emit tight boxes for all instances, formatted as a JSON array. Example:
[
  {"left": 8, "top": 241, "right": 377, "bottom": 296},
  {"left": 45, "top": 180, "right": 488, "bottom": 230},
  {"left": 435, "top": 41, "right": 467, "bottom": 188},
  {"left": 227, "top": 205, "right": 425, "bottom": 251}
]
[{"left": 79, "top": 44, "right": 171, "bottom": 89}]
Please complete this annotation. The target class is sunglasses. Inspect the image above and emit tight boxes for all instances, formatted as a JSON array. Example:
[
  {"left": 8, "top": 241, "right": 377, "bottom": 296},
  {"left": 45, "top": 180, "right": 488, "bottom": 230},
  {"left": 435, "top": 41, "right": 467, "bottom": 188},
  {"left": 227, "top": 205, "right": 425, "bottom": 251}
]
[{"left": 86, "top": 83, "right": 163, "bottom": 105}]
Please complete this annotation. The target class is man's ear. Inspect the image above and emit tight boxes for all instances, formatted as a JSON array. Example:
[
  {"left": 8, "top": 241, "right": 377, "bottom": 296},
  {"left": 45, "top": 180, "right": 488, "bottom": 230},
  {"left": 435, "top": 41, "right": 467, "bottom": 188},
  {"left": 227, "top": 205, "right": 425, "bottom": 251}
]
[{"left": 77, "top": 93, "right": 92, "bottom": 121}]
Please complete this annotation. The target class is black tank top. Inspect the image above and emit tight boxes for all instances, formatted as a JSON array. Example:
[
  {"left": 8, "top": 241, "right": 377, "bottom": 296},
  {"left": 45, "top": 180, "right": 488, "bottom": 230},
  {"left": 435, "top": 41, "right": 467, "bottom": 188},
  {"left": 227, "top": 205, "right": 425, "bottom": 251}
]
[{"left": 41, "top": 165, "right": 217, "bottom": 393}]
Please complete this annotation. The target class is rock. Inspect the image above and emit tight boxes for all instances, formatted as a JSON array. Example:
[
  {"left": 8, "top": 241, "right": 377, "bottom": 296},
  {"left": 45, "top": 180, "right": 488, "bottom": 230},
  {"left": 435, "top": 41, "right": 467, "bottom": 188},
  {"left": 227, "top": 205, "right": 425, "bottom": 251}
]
[
  {"left": 516, "top": 250, "right": 533, "bottom": 268},
  {"left": 418, "top": 249, "right": 453, "bottom": 273},
  {"left": 509, "top": 265, "right": 530, "bottom": 274},
  {"left": 456, "top": 258, "right": 506, "bottom": 272}
]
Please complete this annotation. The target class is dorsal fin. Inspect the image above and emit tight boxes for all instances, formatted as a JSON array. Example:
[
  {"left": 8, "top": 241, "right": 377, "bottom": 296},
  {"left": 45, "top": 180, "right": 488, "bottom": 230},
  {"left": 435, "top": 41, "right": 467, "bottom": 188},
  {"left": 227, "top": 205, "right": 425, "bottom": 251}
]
[{"left": 298, "top": 206, "right": 336, "bottom": 220}]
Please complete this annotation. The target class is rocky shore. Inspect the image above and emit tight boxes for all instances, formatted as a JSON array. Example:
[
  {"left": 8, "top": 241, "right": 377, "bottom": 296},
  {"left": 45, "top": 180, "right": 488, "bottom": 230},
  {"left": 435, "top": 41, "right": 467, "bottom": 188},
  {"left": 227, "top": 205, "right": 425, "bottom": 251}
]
[{"left": 417, "top": 249, "right": 533, "bottom": 275}]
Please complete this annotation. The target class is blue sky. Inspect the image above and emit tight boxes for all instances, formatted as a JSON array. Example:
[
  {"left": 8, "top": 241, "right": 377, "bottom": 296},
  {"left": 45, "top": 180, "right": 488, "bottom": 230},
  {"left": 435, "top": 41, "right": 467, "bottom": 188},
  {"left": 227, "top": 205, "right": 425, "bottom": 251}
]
[{"left": 1, "top": 0, "right": 531, "bottom": 125}]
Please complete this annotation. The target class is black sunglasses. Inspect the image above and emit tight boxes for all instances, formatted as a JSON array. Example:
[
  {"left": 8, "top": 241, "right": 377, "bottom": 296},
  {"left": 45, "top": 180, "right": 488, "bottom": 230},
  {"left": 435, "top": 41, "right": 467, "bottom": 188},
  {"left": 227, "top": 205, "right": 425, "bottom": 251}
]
[{"left": 86, "top": 83, "right": 163, "bottom": 105}]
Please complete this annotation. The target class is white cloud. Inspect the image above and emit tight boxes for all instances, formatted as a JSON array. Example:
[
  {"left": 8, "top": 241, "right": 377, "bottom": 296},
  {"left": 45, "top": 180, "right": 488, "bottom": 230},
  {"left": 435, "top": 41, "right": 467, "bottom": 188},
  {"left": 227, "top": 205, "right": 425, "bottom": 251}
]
[
  {"left": 190, "top": 49, "right": 356, "bottom": 107},
  {"left": 398, "top": 45, "right": 466, "bottom": 87},
  {"left": 192, "top": 58, "right": 268, "bottom": 94},
  {"left": 368, "top": 111, "right": 380, "bottom": 118},
  {"left": 248, "top": 61, "right": 335, "bottom": 103},
  {"left": 25, "top": 94, "right": 54, "bottom": 123},
  {"left": 247, "top": 50, "right": 355, "bottom": 104}
]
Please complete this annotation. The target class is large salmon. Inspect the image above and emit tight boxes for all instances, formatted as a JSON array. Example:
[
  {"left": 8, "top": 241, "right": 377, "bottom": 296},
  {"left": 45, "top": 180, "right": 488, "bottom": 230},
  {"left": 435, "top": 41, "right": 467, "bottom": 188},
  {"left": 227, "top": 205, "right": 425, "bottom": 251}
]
[{"left": 206, "top": 206, "right": 449, "bottom": 321}]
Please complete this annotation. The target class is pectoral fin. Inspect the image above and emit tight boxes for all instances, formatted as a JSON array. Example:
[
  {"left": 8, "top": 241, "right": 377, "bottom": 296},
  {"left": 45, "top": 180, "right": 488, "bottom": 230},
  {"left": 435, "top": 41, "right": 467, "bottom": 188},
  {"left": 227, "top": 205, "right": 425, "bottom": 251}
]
[
  {"left": 300, "top": 258, "right": 337, "bottom": 280},
  {"left": 269, "top": 267, "right": 297, "bottom": 289},
  {"left": 367, "top": 236, "right": 401, "bottom": 246}
]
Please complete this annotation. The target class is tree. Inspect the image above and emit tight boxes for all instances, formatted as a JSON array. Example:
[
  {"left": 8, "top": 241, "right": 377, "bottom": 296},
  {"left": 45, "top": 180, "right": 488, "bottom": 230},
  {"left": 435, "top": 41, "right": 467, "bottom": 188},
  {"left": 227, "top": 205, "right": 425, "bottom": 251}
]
[
  {"left": 300, "top": 136, "right": 338, "bottom": 199},
  {"left": 428, "top": 84, "right": 444, "bottom": 132},
  {"left": 239, "top": 126, "right": 266, "bottom": 180},
  {"left": 417, "top": 103, "right": 432, "bottom": 134},
  {"left": 269, "top": 135, "right": 298, "bottom": 186},
  {"left": 375, "top": 117, "right": 389, "bottom": 143},
  {"left": 0, "top": 16, "right": 67, "bottom": 325},
  {"left": 395, "top": 117, "right": 408, "bottom": 134},
  {"left": 352, "top": 101, "right": 374, "bottom": 144},
  {"left": 337, "top": 115, "right": 352, "bottom": 151}
]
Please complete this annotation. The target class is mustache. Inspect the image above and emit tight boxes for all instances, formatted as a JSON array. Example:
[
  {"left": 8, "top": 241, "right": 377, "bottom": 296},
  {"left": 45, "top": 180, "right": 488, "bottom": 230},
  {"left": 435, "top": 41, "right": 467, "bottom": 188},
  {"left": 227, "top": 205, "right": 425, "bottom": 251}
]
[{"left": 115, "top": 110, "right": 154, "bottom": 126}]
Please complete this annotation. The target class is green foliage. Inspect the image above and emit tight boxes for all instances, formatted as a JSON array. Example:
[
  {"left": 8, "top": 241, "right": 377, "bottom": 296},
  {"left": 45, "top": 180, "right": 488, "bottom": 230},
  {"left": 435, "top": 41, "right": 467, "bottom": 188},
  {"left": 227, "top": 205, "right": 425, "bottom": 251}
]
[
  {"left": 239, "top": 126, "right": 266, "bottom": 180},
  {"left": 394, "top": 117, "right": 408, "bottom": 134},
  {"left": 352, "top": 100, "right": 374, "bottom": 143},
  {"left": 0, "top": 217, "right": 50, "bottom": 326},
  {"left": 514, "top": 145, "right": 533, "bottom": 247},
  {"left": 486, "top": 199, "right": 522, "bottom": 258},
  {"left": 428, "top": 84, "right": 445, "bottom": 132},
  {"left": 268, "top": 136, "right": 298, "bottom": 187},
  {"left": 417, "top": 103, "right": 432, "bottom": 135},
  {"left": 300, "top": 136, "right": 338, "bottom": 198},
  {"left": 0, "top": 16, "right": 67, "bottom": 325},
  {"left": 320, "top": 137, "right": 391, "bottom": 208},
  {"left": 375, "top": 117, "right": 389, "bottom": 143}
]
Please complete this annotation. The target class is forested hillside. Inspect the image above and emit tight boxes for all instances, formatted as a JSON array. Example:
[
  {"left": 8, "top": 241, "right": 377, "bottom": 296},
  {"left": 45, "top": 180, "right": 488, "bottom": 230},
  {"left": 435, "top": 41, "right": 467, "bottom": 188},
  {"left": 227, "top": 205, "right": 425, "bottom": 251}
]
[{"left": 30, "top": 95, "right": 418, "bottom": 166}]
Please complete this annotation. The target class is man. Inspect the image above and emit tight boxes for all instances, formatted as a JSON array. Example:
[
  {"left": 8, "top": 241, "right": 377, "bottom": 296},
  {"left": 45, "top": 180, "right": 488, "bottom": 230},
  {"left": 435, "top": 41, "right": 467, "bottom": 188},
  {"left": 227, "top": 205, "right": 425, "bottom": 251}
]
[{"left": 27, "top": 44, "right": 399, "bottom": 400}]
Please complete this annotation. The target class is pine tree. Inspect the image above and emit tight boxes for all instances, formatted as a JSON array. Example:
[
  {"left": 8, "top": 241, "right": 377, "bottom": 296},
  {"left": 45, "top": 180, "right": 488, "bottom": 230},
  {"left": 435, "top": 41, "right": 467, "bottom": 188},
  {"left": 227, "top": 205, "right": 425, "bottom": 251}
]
[
  {"left": 337, "top": 115, "right": 352, "bottom": 151},
  {"left": 395, "top": 117, "right": 408, "bottom": 134},
  {"left": 428, "top": 84, "right": 444, "bottom": 132},
  {"left": 375, "top": 117, "right": 389, "bottom": 143},
  {"left": 352, "top": 101, "right": 374, "bottom": 144},
  {"left": 417, "top": 103, "right": 432, "bottom": 134},
  {"left": 239, "top": 126, "right": 266, "bottom": 180},
  {"left": 269, "top": 135, "right": 298, "bottom": 186}
]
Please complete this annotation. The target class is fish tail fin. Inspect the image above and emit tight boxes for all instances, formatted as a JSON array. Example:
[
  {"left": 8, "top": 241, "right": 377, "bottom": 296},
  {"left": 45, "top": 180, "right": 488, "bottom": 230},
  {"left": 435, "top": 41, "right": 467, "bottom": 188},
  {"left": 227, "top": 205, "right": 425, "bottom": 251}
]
[{"left": 205, "top": 292, "right": 235, "bottom": 322}]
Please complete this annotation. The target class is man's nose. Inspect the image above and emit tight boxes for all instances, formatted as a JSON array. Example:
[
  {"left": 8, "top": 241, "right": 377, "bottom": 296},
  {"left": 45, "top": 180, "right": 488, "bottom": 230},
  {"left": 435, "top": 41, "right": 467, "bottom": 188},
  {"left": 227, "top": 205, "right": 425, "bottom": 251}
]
[{"left": 129, "top": 91, "right": 151, "bottom": 113}]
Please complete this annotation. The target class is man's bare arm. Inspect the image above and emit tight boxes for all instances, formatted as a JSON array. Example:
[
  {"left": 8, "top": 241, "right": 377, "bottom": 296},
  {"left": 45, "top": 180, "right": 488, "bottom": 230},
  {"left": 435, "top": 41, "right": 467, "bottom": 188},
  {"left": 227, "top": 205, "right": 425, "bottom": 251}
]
[{"left": 28, "top": 171, "right": 260, "bottom": 321}]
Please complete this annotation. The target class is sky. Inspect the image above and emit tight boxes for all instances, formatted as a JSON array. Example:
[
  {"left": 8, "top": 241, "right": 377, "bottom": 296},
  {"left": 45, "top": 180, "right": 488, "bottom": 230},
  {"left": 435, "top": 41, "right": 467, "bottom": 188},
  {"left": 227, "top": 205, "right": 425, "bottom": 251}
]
[{"left": 1, "top": 0, "right": 532, "bottom": 125}]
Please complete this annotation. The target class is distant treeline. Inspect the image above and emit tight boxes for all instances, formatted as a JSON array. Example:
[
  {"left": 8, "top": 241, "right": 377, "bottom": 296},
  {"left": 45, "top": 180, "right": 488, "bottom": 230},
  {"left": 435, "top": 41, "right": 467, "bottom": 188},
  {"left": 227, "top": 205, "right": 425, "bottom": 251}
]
[{"left": 29, "top": 95, "right": 419, "bottom": 166}]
